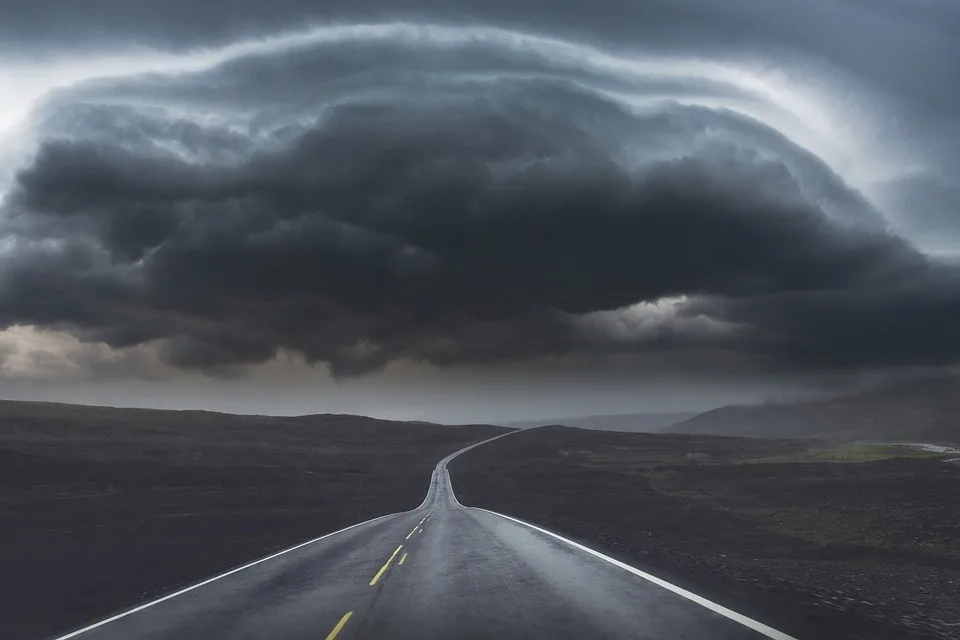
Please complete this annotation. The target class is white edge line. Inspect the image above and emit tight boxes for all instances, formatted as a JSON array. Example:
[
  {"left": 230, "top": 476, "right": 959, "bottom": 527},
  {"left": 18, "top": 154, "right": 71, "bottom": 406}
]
[
  {"left": 52, "top": 431, "right": 513, "bottom": 640},
  {"left": 51, "top": 513, "right": 398, "bottom": 640},
  {"left": 442, "top": 440, "right": 798, "bottom": 640},
  {"left": 471, "top": 506, "right": 799, "bottom": 640}
]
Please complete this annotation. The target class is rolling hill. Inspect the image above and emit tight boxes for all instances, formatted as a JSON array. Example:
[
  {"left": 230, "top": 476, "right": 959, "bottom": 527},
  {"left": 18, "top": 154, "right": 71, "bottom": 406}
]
[
  {"left": 503, "top": 411, "right": 697, "bottom": 432},
  {"left": 666, "top": 375, "right": 960, "bottom": 443}
]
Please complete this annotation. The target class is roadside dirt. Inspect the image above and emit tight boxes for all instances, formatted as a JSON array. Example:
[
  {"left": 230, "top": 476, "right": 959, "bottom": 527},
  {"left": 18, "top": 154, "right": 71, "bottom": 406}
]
[
  {"left": 449, "top": 426, "right": 960, "bottom": 640},
  {"left": 0, "top": 400, "right": 507, "bottom": 639}
]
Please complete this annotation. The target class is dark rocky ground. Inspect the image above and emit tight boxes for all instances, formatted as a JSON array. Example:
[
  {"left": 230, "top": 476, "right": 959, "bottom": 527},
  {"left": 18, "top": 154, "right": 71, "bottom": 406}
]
[
  {"left": 0, "top": 400, "right": 507, "bottom": 639},
  {"left": 449, "top": 426, "right": 960, "bottom": 640}
]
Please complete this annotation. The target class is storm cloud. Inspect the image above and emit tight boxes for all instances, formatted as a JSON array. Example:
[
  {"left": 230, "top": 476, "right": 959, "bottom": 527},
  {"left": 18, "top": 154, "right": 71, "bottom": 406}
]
[{"left": 0, "top": 14, "right": 958, "bottom": 385}]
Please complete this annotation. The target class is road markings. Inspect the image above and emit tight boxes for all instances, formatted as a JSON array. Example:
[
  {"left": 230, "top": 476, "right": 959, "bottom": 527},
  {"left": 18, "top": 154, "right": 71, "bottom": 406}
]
[
  {"left": 405, "top": 525, "right": 419, "bottom": 540},
  {"left": 438, "top": 430, "right": 799, "bottom": 639},
  {"left": 324, "top": 611, "right": 353, "bottom": 640},
  {"left": 468, "top": 508, "right": 799, "bottom": 640},
  {"left": 399, "top": 552, "right": 408, "bottom": 565},
  {"left": 48, "top": 433, "right": 515, "bottom": 640},
  {"left": 50, "top": 513, "right": 399, "bottom": 640},
  {"left": 370, "top": 545, "right": 404, "bottom": 586}
]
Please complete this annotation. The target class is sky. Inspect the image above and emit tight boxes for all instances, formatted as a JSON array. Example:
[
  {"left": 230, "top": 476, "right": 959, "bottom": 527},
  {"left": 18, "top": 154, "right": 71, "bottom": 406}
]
[{"left": 0, "top": 0, "right": 958, "bottom": 423}]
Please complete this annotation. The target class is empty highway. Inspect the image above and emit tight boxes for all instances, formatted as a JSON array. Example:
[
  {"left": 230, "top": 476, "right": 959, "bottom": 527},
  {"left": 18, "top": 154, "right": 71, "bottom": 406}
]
[{"left": 54, "top": 434, "right": 797, "bottom": 640}]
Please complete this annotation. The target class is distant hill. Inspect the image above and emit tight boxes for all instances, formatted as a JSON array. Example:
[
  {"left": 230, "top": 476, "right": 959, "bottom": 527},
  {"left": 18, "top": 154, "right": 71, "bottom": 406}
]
[
  {"left": 666, "top": 375, "right": 960, "bottom": 443},
  {"left": 504, "top": 412, "right": 698, "bottom": 432},
  {"left": 0, "top": 398, "right": 511, "bottom": 454}
]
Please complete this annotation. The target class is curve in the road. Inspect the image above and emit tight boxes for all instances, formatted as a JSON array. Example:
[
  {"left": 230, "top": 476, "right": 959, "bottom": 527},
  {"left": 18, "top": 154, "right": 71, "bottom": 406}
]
[{"left": 50, "top": 431, "right": 799, "bottom": 640}]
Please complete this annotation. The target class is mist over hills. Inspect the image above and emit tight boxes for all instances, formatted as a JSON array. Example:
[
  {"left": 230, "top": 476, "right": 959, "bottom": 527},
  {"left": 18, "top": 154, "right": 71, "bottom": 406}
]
[
  {"left": 503, "top": 412, "right": 697, "bottom": 432},
  {"left": 665, "top": 375, "right": 960, "bottom": 443}
]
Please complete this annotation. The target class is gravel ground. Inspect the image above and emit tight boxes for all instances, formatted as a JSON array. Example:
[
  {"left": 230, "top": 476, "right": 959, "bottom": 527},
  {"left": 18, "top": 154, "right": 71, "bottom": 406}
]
[
  {"left": 450, "top": 426, "right": 960, "bottom": 640},
  {"left": 0, "top": 400, "right": 507, "bottom": 639}
]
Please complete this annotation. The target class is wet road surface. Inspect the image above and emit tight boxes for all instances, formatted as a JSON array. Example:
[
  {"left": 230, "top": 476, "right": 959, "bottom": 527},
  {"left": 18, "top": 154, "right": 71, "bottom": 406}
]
[{"left": 54, "top": 435, "right": 796, "bottom": 640}]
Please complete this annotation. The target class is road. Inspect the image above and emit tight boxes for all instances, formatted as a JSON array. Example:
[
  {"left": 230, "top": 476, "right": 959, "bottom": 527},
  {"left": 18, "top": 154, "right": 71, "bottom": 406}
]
[{"left": 54, "top": 434, "right": 797, "bottom": 640}]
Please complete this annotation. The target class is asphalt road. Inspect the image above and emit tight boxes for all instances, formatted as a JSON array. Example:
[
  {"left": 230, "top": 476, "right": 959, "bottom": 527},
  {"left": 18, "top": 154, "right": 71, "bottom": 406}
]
[{"left": 53, "top": 434, "right": 797, "bottom": 640}]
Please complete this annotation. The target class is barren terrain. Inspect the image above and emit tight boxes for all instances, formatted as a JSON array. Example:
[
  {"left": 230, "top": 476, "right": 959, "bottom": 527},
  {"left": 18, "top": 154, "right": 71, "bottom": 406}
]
[
  {"left": 0, "top": 400, "right": 507, "bottom": 639},
  {"left": 450, "top": 426, "right": 960, "bottom": 640}
]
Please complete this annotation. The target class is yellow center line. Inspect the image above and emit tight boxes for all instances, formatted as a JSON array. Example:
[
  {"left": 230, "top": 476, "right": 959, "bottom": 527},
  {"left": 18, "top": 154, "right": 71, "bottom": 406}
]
[
  {"left": 418, "top": 515, "right": 428, "bottom": 525},
  {"left": 369, "top": 545, "right": 403, "bottom": 586},
  {"left": 324, "top": 611, "right": 353, "bottom": 640},
  {"left": 405, "top": 526, "right": 419, "bottom": 540},
  {"left": 399, "top": 552, "right": 408, "bottom": 565}
]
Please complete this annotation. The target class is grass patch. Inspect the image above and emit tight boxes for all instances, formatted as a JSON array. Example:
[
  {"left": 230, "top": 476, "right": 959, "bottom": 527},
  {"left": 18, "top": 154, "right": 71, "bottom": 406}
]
[{"left": 751, "top": 443, "right": 946, "bottom": 463}]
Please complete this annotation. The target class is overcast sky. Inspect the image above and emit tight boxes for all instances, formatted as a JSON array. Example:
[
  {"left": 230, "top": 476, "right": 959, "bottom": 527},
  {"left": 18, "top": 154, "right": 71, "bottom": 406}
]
[{"left": 0, "top": 0, "right": 958, "bottom": 422}]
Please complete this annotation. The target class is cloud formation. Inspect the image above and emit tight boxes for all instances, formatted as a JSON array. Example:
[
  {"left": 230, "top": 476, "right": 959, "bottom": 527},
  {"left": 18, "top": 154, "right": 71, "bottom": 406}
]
[{"left": 0, "top": 19, "right": 958, "bottom": 381}]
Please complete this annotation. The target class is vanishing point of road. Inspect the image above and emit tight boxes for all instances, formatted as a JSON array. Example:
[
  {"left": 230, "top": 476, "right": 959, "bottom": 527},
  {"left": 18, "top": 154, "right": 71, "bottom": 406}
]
[{"left": 53, "top": 434, "right": 798, "bottom": 640}]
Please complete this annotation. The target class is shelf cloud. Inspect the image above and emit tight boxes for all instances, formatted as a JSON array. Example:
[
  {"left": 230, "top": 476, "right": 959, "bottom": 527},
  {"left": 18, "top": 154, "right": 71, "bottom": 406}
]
[{"left": 0, "top": 3, "right": 957, "bottom": 410}]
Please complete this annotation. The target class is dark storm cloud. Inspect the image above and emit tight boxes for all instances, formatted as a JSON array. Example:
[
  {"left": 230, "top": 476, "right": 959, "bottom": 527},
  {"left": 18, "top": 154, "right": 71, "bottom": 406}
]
[
  {"left": 687, "top": 266, "right": 960, "bottom": 367},
  {"left": 0, "top": 12, "right": 958, "bottom": 380}
]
